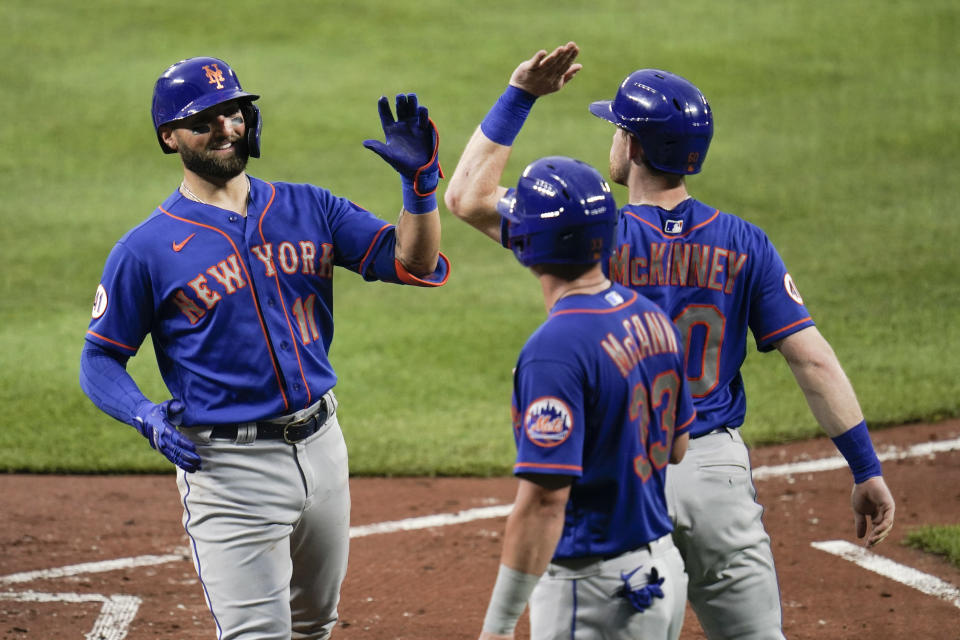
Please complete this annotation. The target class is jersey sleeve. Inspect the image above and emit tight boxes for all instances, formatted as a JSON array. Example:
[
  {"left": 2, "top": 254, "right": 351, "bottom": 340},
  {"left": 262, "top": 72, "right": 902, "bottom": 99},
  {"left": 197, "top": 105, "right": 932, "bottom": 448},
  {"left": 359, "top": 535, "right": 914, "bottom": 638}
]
[
  {"left": 325, "top": 194, "right": 449, "bottom": 287},
  {"left": 512, "top": 357, "right": 585, "bottom": 478},
  {"left": 748, "top": 231, "right": 815, "bottom": 351},
  {"left": 85, "top": 241, "right": 154, "bottom": 356}
]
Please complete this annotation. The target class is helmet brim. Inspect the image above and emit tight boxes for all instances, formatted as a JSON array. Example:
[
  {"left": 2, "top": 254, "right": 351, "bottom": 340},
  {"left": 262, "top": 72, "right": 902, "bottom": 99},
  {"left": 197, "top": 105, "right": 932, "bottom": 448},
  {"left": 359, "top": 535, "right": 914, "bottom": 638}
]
[
  {"left": 496, "top": 187, "right": 520, "bottom": 223},
  {"left": 588, "top": 100, "right": 619, "bottom": 126},
  {"left": 166, "top": 90, "right": 260, "bottom": 126}
]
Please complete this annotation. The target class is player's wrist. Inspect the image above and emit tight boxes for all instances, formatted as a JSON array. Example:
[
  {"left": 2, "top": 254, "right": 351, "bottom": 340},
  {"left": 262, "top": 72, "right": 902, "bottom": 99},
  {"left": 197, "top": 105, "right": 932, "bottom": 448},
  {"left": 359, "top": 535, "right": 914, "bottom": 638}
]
[
  {"left": 131, "top": 399, "right": 154, "bottom": 432},
  {"left": 481, "top": 563, "right": 540, "bottom": 635},
  {"left": 401, "top": 174, "right": 438, "bottom": 214},
  {"left": 831, "top": 420, "right": 882, "bottom": 483},
  {"left": 480, "top": 85, "right": 537, "bottom": 146}
]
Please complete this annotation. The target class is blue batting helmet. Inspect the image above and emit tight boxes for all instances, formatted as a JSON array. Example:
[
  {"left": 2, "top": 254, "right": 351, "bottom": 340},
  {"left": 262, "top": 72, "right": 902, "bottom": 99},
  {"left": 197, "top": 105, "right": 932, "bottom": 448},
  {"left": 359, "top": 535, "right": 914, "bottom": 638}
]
[
  {"left": 151, "top": 56, "right": 262, "bottom": 157},
  {"left": 498, "top": 156, "right": 619, "bottom": 267},
  {"left": 589, "top": 69, "right": 712, "bottom": 174}
]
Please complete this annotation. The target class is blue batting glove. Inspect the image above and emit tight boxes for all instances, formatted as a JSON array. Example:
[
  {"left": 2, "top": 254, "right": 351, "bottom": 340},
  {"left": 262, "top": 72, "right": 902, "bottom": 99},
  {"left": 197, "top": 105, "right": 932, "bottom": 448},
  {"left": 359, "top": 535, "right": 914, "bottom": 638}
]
[
  {"left": 363, "top": 93, "right": 443, "bottom": 197},
  {"left": 134, "top": 400, "right": 201, "bottom": 473}
]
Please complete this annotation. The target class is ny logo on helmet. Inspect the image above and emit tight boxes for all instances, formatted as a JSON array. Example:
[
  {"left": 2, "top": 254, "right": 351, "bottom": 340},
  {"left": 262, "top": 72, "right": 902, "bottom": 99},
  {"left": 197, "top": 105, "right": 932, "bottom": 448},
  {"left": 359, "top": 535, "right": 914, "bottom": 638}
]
[{"left": 203, "top": 64, "right": 226, "bottom": 89}]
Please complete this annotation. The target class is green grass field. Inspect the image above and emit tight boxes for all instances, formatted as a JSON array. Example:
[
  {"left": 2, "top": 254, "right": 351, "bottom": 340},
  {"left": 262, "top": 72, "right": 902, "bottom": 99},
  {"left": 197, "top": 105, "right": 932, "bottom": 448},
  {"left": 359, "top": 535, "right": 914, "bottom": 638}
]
[
  {"left": 905, "top": 525, "right": 960, "bottom": 570},
  {"left": 1, "top": 0, "right": 957, "bottom": 477}
]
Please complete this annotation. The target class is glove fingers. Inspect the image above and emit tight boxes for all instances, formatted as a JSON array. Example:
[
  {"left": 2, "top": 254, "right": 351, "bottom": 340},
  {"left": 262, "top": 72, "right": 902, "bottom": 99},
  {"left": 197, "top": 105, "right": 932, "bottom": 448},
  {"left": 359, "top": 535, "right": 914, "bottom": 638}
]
[
  {"left": 165, "top": 399, "right": 185, "bottom": 425},
  {"left": 363, "top": 139, "right": 391, "bottom": 159},
  {"left": 177, "top": 449, "right": 202, "bottom": 473},
  {"left": 395, "top": 93, "right": 418, "bottom": 121},
  {"left": 417, "top": 105, "right": 430, "bottom": 132},
  {"left": 164, "top": 429, "right": 202, "bottom": 472},
  {"left": 376, "top": 95, "right": 395, "bottom": 127}
]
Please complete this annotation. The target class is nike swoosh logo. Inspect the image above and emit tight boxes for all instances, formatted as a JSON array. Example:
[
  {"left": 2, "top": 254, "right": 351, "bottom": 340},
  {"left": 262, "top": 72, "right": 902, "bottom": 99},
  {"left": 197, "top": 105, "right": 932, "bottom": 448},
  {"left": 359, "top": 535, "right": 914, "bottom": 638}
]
[{"left": 172, "top": 233, "right": 196, "bottom": 252}]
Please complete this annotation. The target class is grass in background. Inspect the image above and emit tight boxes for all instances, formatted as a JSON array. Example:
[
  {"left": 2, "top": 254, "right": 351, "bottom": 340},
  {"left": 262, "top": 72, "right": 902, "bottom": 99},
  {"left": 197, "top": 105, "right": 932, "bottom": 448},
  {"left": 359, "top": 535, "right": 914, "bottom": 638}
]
[
  {"left": 904, "top": 525, "right": 960, "bottom": 570},
  {"left": 0, "top": 0, "right": 957, "bottom": 473}
]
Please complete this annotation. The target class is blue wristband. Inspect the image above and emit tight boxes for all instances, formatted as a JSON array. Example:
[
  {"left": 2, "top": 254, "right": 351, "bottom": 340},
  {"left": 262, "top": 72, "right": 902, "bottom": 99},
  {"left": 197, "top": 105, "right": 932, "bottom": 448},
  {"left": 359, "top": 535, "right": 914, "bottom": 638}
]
[
  {"left": 480, "top": 85, "right": 537, "bottom": 146},
  {"left": 831, "top": 420, "right": 882, "bottom": 483},
  {"left": 401, "top": 174, "right": 438, "bottom": 214}
]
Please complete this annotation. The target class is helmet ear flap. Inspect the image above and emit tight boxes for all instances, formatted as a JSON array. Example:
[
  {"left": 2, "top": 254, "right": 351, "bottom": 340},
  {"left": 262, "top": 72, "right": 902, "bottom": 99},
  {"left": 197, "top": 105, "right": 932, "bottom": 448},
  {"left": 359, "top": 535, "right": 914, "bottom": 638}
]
[{"left": 243, "top": 102, "right": 262, "bottom": 158}]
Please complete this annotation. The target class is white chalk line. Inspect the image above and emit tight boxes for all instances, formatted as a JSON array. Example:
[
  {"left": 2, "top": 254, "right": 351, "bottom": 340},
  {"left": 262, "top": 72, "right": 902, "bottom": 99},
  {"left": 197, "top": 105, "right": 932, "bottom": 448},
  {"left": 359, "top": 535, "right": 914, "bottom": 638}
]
[
  {"left": 0, "top": 552, "right": 186, "bottom": 585},
  {"left": 349, "top": 503, "right": 513, "bottom": 538},
  {"left": 0, "top": 591, "right": 141, "bottom": 640},
  {"left": 752, "top": 436, "right": 960, "bottom": 480},
  {"left": 1, "top": 435, "right": 957, "bottom": 638},
  {"left": 812, "top": 540, "right": 960, "bottom": 609}
]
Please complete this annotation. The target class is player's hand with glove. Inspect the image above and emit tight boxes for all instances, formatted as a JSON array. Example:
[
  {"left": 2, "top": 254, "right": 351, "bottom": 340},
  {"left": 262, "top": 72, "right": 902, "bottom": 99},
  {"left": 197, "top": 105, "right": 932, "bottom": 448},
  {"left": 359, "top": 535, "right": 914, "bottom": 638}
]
[
  {"left": 134, "top": 400, "right": 201, "bottom": 473},
  {"left": 363, "top": 93, "right": 443, "bottom": 213}
]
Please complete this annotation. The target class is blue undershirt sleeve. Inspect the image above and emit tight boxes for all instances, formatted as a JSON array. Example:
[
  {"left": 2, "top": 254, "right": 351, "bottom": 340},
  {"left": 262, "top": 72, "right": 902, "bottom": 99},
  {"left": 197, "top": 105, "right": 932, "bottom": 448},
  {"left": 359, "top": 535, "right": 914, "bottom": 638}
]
[{"left": 79, "top": 341, "right": 150, "bottom": 428}]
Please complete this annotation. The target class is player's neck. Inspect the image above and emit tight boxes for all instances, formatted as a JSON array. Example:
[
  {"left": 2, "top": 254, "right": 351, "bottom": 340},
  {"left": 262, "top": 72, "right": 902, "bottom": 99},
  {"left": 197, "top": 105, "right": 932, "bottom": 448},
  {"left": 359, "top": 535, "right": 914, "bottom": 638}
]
[
  {"left": 538, "top": 265, "right": 609, "bottom": 312},
  {"left": 180, "top": 173, "right": 251, "bottom": 216},
  {"left": 627, "top": 170, "right": 690, "bottom": 210}
]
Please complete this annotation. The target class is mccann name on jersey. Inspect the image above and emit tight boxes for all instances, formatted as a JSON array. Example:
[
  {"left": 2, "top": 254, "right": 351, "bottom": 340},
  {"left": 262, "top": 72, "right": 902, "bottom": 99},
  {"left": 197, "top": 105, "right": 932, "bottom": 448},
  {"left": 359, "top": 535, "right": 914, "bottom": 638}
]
[{"left": 601, "top": 310, "right": 680, "bottom": 378}]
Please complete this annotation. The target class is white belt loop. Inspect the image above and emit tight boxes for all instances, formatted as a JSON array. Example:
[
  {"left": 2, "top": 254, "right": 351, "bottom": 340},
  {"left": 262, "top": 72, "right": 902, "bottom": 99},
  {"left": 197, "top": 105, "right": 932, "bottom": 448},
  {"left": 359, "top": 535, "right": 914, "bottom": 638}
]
[{"left": 324, "top": 390, "right": 338, "bottom": 419}]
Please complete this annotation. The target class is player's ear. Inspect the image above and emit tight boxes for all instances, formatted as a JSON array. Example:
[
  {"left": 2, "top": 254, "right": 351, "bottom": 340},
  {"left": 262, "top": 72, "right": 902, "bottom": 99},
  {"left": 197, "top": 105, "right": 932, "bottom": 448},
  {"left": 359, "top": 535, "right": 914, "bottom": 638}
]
[
  {"left": 159, "top": 126, "right": 179, "bottom": 153},
  {"left": 627, "top": 133, "right": 644, "bottom": 164}
]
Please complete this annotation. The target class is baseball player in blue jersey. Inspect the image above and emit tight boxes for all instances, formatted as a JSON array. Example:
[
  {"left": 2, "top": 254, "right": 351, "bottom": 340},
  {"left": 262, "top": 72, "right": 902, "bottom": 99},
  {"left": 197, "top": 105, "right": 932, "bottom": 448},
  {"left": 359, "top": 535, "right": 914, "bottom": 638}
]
[
  {"left": 446, "top": 43, "right": 896, "bottom": 640},
  {"left": 78, "top": 56, "right": 448, "bottom": 639},
  {"left": 477, "top": 156, "right": 695, "bottom": 640}
]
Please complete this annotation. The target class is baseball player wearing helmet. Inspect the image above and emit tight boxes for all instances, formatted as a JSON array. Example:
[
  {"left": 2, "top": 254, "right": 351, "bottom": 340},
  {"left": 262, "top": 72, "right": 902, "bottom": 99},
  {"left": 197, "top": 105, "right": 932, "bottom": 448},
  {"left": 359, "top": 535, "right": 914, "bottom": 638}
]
[
  {"left": 478, "top": 156, "right": 695, "bottom": 640},
  {"left": 79, "top": 56, "right": 448, "bottom": 639},
  {"left": 445, "top": 43, "right": 896, "bottom": 640}
]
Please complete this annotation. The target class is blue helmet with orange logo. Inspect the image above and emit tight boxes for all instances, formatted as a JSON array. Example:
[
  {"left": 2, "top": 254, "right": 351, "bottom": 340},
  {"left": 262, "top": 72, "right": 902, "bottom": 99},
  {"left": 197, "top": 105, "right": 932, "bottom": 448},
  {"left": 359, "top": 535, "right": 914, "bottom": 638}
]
[
  {"left": 498, "top": 156, "right": 619, "bottom": 267},
  {"left": 151, "top": 56, "right": 262, "bottom": 157},
  {"left": 589, "top": 69, "right": 712, "bottom": 174}
]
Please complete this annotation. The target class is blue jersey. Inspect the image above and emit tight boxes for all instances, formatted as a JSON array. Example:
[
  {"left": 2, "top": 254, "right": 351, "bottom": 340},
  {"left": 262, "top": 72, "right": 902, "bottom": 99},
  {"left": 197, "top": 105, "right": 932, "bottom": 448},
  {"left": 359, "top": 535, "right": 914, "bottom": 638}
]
[
  {"left": 85, "top": 177, "right": 449, "bottom": 426},
  {"left": 511, "top": 283, "right": 696, "bottom": 559},
  {"left": 607, "top": 198, "right": 814, "bottom": 437}
]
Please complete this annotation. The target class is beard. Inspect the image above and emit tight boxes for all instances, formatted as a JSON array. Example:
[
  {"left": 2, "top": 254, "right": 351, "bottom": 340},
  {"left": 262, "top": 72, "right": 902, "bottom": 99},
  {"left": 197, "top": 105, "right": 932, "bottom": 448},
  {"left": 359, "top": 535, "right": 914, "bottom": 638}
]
[
  {"left": 608, "top": 155, "right": 629, "bottom": 186},
  {"left": 179, "top": 138, "right": 249, "bottom": 180}
]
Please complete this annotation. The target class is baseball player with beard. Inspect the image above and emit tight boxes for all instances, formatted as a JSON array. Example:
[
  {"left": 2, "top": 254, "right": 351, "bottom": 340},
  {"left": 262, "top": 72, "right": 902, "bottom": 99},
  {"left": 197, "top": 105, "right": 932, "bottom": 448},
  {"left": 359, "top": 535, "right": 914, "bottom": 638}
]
[
  {"left": 478, "top": 155, "right": 695, "bottom": 640},
  {"left": 79, "top": 56, "right": 448, "bottom": 639},
  {"left": 445, "top": 43, "right": 895, "bottom": 639}
]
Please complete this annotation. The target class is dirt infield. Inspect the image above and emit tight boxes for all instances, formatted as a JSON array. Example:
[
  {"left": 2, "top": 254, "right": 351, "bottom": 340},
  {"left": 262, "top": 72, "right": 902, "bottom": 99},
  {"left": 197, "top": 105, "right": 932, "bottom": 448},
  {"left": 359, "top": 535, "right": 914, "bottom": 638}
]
[{"left": 2, "top": 419, "right": 959, "bottom": 639}]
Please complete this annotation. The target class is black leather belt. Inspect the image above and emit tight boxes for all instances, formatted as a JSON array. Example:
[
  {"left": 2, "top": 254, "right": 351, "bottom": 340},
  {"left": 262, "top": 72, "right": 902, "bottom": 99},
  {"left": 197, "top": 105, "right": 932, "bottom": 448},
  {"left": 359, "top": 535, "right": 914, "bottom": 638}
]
[
  {"left": 692, "top": 426, "right": 731, "bottom": 439},
  {"left": 209, "top": 398, "right": 329, "bottom": 444}
]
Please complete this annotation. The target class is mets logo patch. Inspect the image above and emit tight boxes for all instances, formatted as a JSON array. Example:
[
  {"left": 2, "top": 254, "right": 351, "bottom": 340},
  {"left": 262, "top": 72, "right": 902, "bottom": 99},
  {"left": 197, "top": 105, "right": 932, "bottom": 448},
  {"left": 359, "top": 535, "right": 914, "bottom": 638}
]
[{"left": 523, "top": 397, "right": 573, "bottom": 448}]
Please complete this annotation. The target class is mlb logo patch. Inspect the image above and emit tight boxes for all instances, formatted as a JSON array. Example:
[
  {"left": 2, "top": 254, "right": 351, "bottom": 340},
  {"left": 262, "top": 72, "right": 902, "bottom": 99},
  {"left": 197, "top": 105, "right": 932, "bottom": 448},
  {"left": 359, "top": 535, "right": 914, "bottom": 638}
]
[{"left": 664, "top": 219, "right": 684, "bottom": 234}]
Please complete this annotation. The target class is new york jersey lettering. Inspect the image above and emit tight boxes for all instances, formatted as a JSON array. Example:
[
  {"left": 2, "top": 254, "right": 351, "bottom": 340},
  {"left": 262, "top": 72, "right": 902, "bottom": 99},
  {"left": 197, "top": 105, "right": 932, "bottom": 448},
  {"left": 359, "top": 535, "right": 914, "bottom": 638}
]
[{"left": 174, "top": 242, "right": 335, "bottom": 322}]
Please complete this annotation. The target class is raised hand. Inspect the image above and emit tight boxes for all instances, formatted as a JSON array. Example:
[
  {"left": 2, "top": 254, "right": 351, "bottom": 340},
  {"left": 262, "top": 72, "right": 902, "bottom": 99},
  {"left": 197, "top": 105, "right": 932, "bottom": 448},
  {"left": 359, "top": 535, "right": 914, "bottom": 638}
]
[
  {"left": 509, "top": 41, "right": 582, "bottom": 97},
  {"left": 363, "top": 93, "right": 442, "bottom": 196}
]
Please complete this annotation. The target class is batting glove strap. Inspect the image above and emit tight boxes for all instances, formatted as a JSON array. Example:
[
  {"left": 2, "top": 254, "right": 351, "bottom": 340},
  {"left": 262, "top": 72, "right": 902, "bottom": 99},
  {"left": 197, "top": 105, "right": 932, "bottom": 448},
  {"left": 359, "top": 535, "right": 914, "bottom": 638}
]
[
  {"left": 481, "top": 564, "right": 541, "bottom": 635},
  {"left": 831, "top": 420, "right": 882, "bottom": 484},
  {"left": 480, "top": 85, "right": 537, "bottom": 146},
  {"left": 401, "top": 174, "right": 438, "bottom": 214}
]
